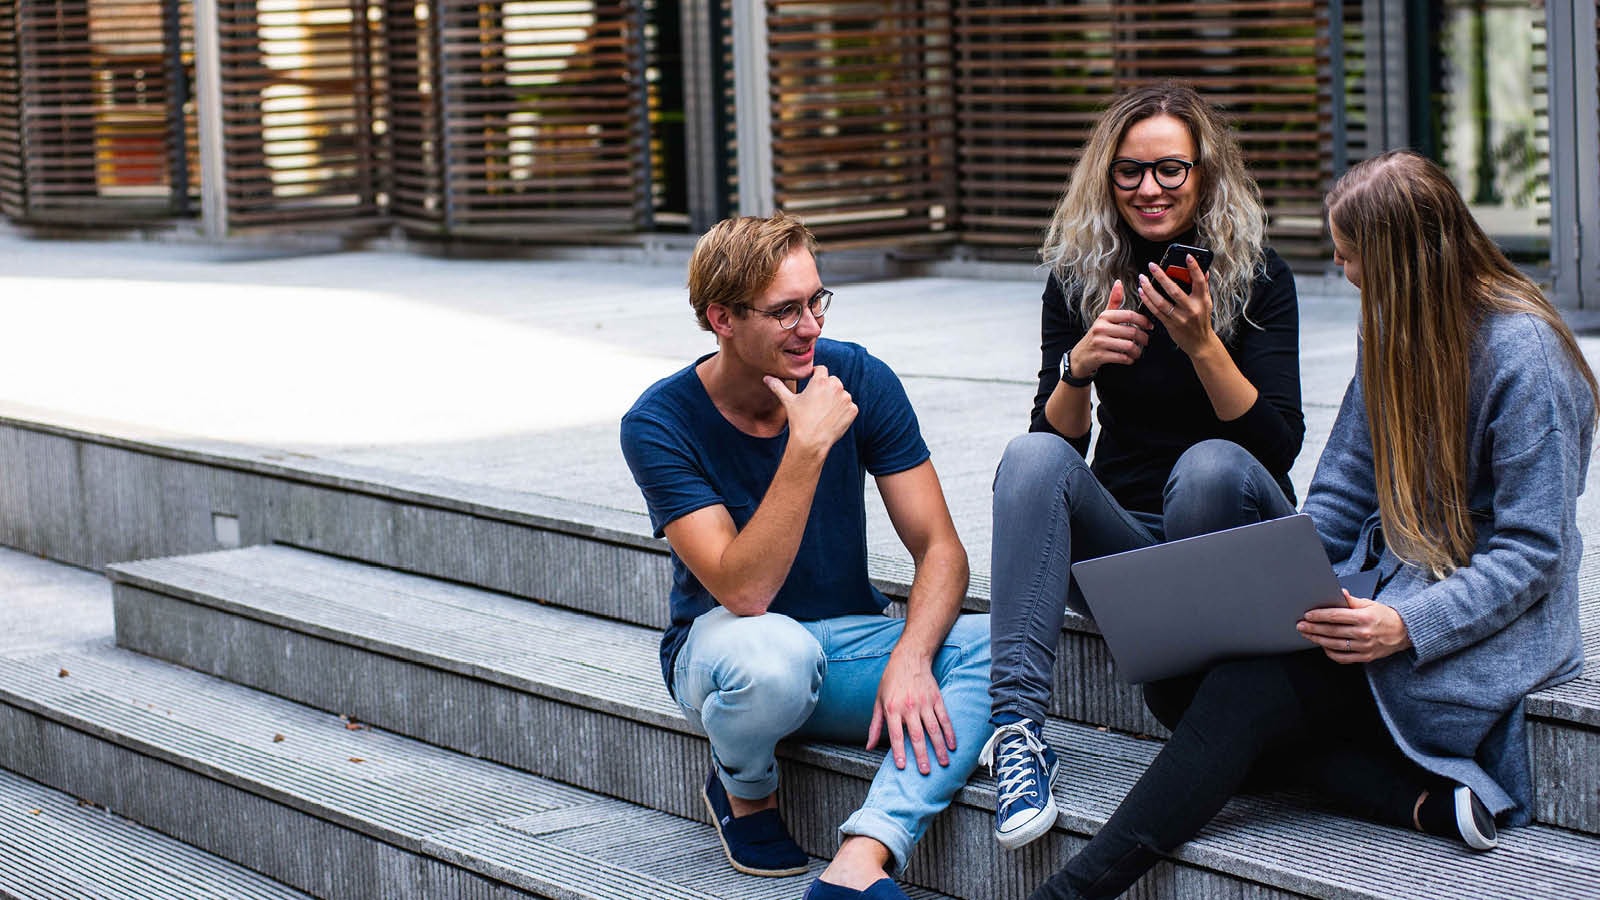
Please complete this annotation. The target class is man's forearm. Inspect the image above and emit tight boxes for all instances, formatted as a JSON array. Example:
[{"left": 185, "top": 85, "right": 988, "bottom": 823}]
[
  {"left": 706, "top": 446, "right": 827, "bottom": 615},
  {"left": 894, "top": 538, "right": 969, "bottom": 661}
]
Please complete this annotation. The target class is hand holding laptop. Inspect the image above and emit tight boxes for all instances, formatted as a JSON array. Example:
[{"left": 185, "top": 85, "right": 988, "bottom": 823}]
[
  {"left": 1070, "top": 514, "right": 1357, "bottom": 684},
  {"left": 1297, "top": 588, "right": 1412, "bottom": 664}
]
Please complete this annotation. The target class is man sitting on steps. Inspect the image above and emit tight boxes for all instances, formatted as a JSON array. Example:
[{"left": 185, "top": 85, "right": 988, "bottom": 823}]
[{"left": 620, "top": 213, "right": 993, "bottom": 900}]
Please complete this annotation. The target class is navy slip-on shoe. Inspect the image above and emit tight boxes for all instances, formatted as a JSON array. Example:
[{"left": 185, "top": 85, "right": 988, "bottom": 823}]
[
  {"left": 802, "top": 876, "right": 911, "bottom": 899},
  {"left": 701, "top": 768, "right": 809, "bottom": 877}
]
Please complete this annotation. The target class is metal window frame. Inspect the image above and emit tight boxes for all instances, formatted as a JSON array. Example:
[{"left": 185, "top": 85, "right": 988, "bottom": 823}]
[
  {"left": 1549, "top": 0, "right": 1600, "bottom": 310},
  {"left": 730, "top": 1, "right": 772, "bottom": 217},
  {"left": 680, "top": 0, "right": 730, "bottom": 232},
  {"left": 1363, "top": 0, "right": 1409, "bottom": 155},
  {"left": 194, "top": 0, "right": 226, "bottom": 238}
]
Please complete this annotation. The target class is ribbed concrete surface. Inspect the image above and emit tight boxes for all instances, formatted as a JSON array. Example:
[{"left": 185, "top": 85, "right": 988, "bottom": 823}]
[
  {"left": 0, "top": 419, "right": 670, "bottom": 621},
  {"left": 13, "top": 408, "right": 1586, "bottom": 738},
  {"left": 110, "top": 545, "right": 1599, "bottom": 822},
  {"left": 103, "top": 544, "right": 1600, "bottom": 900},
  {"left": 0, "top": 646, "right": 891, "bottom": 900},
  {"left": 110, "top": 548, "right": 679, "bottom": 727},
  {"left": 11, "top": 413, "right": 1599, "bottom": 750},
  {"left": 0, "top": 768, "right": 312, "bottom": 900}
]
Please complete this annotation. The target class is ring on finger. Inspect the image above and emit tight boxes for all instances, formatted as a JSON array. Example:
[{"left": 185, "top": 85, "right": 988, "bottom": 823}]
[{"left": 1344, "top": 639, "right": 1351, "bottom": 651}]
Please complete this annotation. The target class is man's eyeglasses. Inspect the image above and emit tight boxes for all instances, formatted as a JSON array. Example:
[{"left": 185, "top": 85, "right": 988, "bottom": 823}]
[
  {"left": 742, "top": 288, "right": 832, "bottom": 330},
  {"left": 1109, "top": 157, "right": 1196, "bottom": 191}
]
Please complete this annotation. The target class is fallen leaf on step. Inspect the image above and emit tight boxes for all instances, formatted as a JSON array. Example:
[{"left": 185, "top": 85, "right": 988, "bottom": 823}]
[
  {"left": 348, "top": 757, "right": 364, "bottom": 764},
  {"left": 28, "top": 809, "right": 40, "bottom": 815},
  {"left": 272, "top": 734, "right": 285, "bottom": 743},
  {"left": 57, "top": 669, "right": 69, "bottom": 678}
]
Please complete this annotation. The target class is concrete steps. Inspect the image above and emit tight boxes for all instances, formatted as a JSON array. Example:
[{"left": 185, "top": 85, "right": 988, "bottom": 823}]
[
  {"left": 110, "top": 535, "right": 1600, "bottom": 833},
  {"left": 0, "top": 767, "right": 313, "bottom": 900},
  {"left": 98, "top": 544, "right": 1600, "bottom": 900},
  {"left": 3, "top": 420, "right": 1599, "bottom": 896},
  {"left": 0, "top": 644, "right": 937, "bottom": 900}
]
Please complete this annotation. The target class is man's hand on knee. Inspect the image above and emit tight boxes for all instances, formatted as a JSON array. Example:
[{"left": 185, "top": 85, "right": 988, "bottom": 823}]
[{"left": 867, "top": 649, "right": 955, "bottom": 774}]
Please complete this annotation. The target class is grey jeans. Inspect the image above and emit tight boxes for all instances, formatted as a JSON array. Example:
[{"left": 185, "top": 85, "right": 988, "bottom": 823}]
[{"left": 987, "top": 433, "right": 1296, "bottom": 724}]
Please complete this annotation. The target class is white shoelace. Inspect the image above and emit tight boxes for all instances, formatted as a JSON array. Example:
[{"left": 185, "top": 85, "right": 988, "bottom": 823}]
[{"left": 978, "top": 721, "right": 1048, "bottom": 808}]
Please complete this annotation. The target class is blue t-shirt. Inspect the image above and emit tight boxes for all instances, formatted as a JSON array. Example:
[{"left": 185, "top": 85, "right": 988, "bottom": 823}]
[{"left": 620, "top": 338, "right": 931, "bottom": 688}]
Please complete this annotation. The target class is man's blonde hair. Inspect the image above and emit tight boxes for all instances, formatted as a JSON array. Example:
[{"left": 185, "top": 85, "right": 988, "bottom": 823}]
[{"left": 688, "top": 214, "right": 818, "bottom": 332}]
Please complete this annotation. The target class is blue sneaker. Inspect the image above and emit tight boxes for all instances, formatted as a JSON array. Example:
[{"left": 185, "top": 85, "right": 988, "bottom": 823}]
[
  {"left": 978, "top": 719, "right": 1060, "bottom": 849},
  {"left": 701, "top": 769, "right": 810, "bottom": 877}
]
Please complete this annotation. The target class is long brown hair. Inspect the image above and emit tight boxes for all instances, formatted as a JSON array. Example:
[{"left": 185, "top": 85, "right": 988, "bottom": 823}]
[
  {"left": 1326, "top": 150, "right": 1599, "bottom": 578},
  {"left": 1041, "top": 81, "right": 1266, "bottom": 342}
]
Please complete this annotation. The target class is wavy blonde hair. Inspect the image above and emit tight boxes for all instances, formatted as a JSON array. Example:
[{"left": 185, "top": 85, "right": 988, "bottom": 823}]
[
  {"left": 1327, "top": 150, "right": 1599, "bottom": 578},
  {"left": 1041, "top": 82, "right": 1267, "bottom": 343}
]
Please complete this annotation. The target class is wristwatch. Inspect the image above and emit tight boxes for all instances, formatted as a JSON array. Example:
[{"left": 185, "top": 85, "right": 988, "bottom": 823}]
[{"left": 1059, "top": 350, "right": 1094, "bottom": 388}]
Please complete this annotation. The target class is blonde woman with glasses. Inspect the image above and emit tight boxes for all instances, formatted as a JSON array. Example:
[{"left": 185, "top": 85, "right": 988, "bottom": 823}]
[
  {"left": 1029, "top": 149, "right": 1597, "bottom": 899},
  {"left": 981, "top": 82, "right": 1304, "bottom": 851}
]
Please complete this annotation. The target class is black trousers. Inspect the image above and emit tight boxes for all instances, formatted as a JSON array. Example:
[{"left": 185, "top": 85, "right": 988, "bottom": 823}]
[{"left": 1030, "top": 650, "right": 1439, "bottom": 900}]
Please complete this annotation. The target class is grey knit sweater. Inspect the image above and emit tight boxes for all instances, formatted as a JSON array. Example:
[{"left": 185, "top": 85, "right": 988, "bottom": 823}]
[{"left": 1303, "top": 310, "right": 1594, "bottom": 824}]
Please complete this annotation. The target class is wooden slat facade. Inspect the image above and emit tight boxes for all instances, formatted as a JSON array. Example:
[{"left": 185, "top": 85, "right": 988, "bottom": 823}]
[
  {"left": 3, "top": 0, "right": 1593, "bottom": 278},
  {"left": 1339, "top": 0, "right": 1366, "bottom": 167},
  {"left": 641, "top": 0, "right": 736, "bottom": 230},
  {"left": 766, "top": 1, "right": 958, "bottom": 248},
  {"left": 953, "top": 1, "right": 1330, "bottom": 259},
  {"left": 0, "top": 0, "right": 22, "bottom": 218},
  {"left": 416, "top": 0, "right": 648, "bottom": 237},
  {"left": 5, "top": 0, "right": 190, "bottom": 223},
  {"left": 709, "top": 0, "right": 738, "bottom": 220},
  {"left": 383, "top": 0, "right": 444, "bottom": 229},
  {"left": 213, "top": 0, "right": 386, "bottom": 230}
]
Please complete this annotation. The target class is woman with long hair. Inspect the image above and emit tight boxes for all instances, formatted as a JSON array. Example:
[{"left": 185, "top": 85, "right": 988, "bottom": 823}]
[
  {"left": 980, "top": 82, "right": 1304, "bottom": 849},
  {"left": 1029, "top": 149, "right": 1598, "bottom": 898}
]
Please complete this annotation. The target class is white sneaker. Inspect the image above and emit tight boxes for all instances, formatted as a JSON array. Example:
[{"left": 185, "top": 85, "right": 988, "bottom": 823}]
[{"left": 1454, "top": 785, "right": 1498, "bottom": 851}]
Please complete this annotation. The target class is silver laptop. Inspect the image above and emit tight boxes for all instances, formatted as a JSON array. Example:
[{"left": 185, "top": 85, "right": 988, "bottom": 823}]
[{"left": 1069, "top": 513, "right": 1350, "bottom": 684}]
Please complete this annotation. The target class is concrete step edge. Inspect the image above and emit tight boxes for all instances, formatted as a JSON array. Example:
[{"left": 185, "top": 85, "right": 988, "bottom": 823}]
[
  {"left": 0, "top": 767, "right": 314, "bottom": 900},
  {"left": 106, "top": 545, "right": 1600, "bottom": 737},
  {"left": 0, "top": 646, "right": 913, "bottom": 900}
]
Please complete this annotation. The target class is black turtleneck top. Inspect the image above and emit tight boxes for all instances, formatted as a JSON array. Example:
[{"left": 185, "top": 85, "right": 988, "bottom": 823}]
[{"left": 1028, "top": 231, "right": 1304, "bottom": 513}]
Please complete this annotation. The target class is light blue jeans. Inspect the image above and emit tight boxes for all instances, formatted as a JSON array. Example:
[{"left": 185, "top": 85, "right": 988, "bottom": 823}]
[
  {"left": 989, "top": 434, "right": 1295, "bottom": 725},
  {"left": 672, "top": 607, "right": 993, "bottom": 873}
]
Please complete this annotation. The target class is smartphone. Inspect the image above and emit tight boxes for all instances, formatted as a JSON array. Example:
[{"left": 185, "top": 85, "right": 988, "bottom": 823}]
[{"left": 1159, "top": 243, "right": 1215, "bottom": 288}]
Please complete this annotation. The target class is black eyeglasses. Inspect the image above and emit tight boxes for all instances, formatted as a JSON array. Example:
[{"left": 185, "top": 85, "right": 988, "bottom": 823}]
[
  {"left": 1109, "top": 157, "right": 1196, "bottom": 191},
  {"left": 742, "top": 287, "right": 832, "bottom": 330}
]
